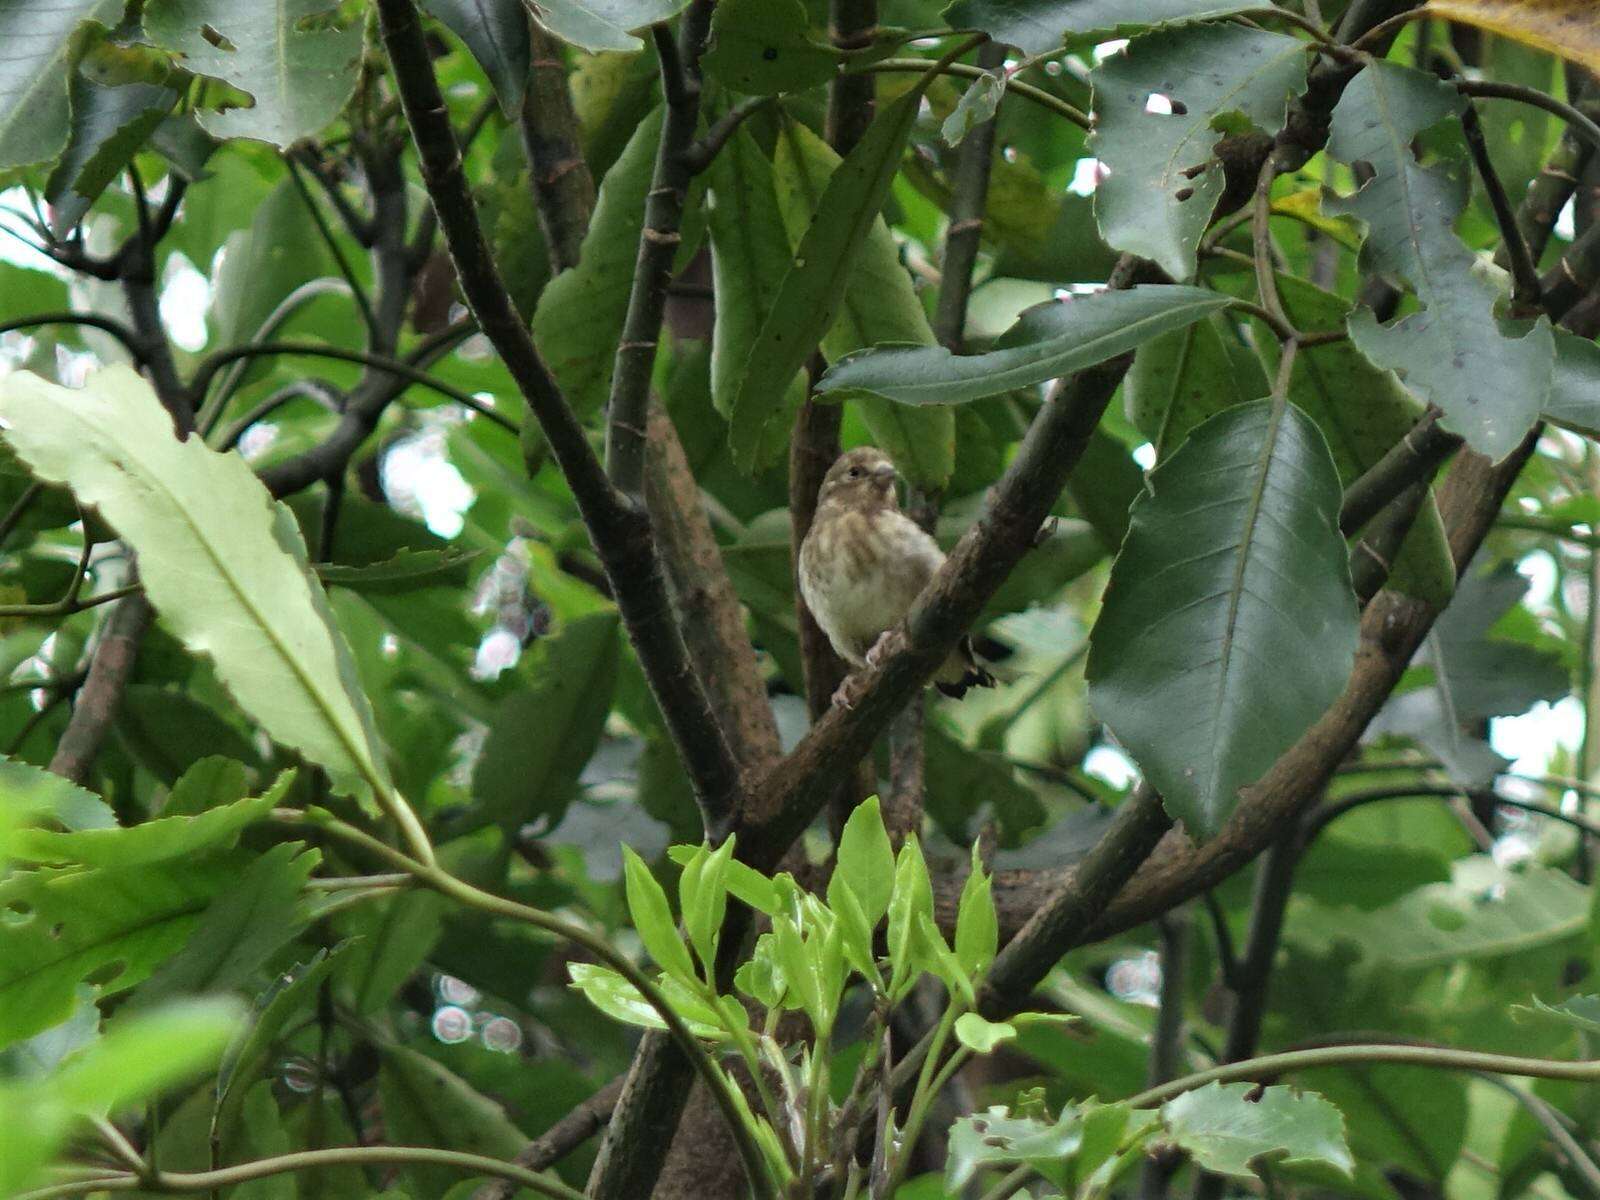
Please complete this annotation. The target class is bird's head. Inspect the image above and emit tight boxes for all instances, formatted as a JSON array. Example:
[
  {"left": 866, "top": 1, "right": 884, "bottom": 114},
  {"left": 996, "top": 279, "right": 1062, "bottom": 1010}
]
[{"left": 818, "top": 447, "right": 900, "bottom": 509}]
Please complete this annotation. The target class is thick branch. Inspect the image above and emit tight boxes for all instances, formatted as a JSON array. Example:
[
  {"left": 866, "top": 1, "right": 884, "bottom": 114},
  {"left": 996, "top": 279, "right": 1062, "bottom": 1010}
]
[
  {"left": 376, "top": 0, "right": 744, "bottom": 833},
  {"left": 932, "top": 42, "right": 1007, "bottom": 350}
]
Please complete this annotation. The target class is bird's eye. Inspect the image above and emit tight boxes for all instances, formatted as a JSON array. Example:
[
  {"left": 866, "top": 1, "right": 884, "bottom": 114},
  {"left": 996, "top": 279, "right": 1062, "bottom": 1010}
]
[{"left": 847, "top": 467, "right": 861, "bottom": 478}]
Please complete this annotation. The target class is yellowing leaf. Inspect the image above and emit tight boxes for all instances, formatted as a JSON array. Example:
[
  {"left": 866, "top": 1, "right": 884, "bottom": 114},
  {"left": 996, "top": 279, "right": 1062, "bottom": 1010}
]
[{"left": 1426, "top": 0, "right": 1600, "bottom": 74}]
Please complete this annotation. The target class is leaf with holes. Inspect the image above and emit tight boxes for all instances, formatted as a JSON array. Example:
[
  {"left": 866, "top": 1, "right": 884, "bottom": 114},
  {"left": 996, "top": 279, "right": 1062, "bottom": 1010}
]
[
  {"left": 702, "top": 0, "right": 838, "bottom": 95},
  {"left": 944, "top": 0, "right": 1274, "bottom": 55},
  {"left": 0, "top": 366, "right": 395, "bottom": 814},
  {"left": 1327, "top": 60, "right": 1552, "bottom": 459},
  {"left": 143, "top": 0, "right": 362, "bottom": 146},
  {"left": 1090, "top": 24, "right": 1309, "bottom": 281},
  {"left": 1162, "top": 1083, "right": 1353, "bottom": 1178},
  {"left": 1087, "top": 400, "right": 1358, "bottom": 838}
]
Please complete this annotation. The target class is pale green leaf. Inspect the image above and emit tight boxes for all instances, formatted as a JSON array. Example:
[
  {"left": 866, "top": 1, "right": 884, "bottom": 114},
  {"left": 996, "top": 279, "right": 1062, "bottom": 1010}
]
[
  {"left": 0, "top": 366, "right": 396, "bottom": 813},
  {"left": 1162, "top": 1082, "right": 1353, "bottom": 1178}
]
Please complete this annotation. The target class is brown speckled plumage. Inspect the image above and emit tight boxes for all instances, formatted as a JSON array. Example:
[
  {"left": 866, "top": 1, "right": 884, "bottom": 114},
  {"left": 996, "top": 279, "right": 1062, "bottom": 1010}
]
[{"left": 798, "top": 447, "right": 994, "bottom": 698}]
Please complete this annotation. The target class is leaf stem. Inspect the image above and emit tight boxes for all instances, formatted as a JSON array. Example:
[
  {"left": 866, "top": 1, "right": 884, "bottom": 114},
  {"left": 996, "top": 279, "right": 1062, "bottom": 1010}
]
[
  {"left": 1457, "top": 79, "right": 1600, "bottom": 157},
  {"left": 852, "top": 59, "right": 1089, "bottom": 129},
  {"left": 20, "top": 1145, "right": 587, "bottom": 1200}
]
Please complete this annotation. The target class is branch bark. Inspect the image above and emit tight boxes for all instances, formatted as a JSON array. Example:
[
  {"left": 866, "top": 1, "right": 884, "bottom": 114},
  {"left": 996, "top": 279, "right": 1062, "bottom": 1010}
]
[{"left": 375, "top": 0, "right": 744, "bottom": 834}]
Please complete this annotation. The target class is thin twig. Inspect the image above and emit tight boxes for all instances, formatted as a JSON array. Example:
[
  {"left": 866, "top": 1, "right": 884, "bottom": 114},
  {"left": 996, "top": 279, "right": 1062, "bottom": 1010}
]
[
  {"left": 284, "top": 154, "right": 380, "bottom": 336},
  {"left": 1459, "top": 97, "right": 1541, "bottom": 311},
  {"left": 1457, "top": 79, "right": 1600, "bottom": 157}
]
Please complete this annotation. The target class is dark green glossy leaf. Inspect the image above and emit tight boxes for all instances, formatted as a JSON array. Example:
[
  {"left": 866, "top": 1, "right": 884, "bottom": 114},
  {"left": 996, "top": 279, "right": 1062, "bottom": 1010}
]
[
  {"left": 143, "top": 0, "right": 362, "bottom": 146},
  {"left": 423, "top": 0, "right": 530, "bottom": 113},
  {"left": 1370, "top": 564, "right": 1566, "bottom": 786},
  {"left": 532, "top": 105, "right": 664, "bottom": 417},
  {"left": 472, "top": 612, "right": 619, "bottom": 831},
  {"left": 0, "top": 0, "right": 121, "bottom": 173},
  {"left": 116, "top": 684, "right": 259, "bottom": 785},
  {"left": 338, "top": 889, "right": 446, "bottom": 1015},
  {"left": 1543, "top": 328, "right": 1600, "bottom": 436},
  {"left": 137, "top": 842, "right": 318, "bottom": 1002},
  {"left": 1327, "top": 60, "right": 1552, "bottom": 459},
  {"left": 532, "top": 0, "right": 688, "bottom": 52},
  {"left": 45, "top": 75, "right": 176, "bottom": 235},
  {"left": 771, "top": 118, "right": 955, "bottom": 487},
  {"left": 943, "top": 0, "right": 1273, "bottom": 54},
  {"left": 1162, "top": 1082, "right": 1353, "bottom": 1178},
  {"left": 706, "top": 125, "right": 807, "bottom": 464},
  {"left": 1125, "top": 313, "right": 1266, "bottom": 461},
  {"left": 703, "top": 0, "right": 838, "bottom": 94},
  {"left": 727, "top": 77, "right": 931, "bottom": 468},
  {"left": 818, "top": 285, "right": 1232, "bottom": 406},
  {"left": 1088, "top": 401, "right": 1358, "bottom": 838},
  {"left": 379, "top": 1045, "right": 528, "bottom": 1196},
  {"left": 1091, "top": 25, "right": 1308, "bottom": 280},
  {"left": 315, "top": 547, "right": 479, "bottom": 594}
]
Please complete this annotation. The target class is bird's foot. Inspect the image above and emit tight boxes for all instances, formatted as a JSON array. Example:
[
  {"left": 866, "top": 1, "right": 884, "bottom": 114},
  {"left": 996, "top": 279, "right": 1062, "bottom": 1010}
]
[
  {"left": 865, "top": 628, "right": 907, "bottom": 669},
  {"left": 831, "top": 672, "right": 869, "bottom": 711}
]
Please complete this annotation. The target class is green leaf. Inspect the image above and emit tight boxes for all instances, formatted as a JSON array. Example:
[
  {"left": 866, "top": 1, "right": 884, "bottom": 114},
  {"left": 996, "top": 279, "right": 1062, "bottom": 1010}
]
[
  {"left": 424, "top": 0, "right": 530, "bottom": 113},
  {"left": 828, "top": 873, "right": 884, "bottom": 988},
  {"left": 953, "top": 1012, "right": 1016, "bottom": 1052},
  {"left": 531, "top": 105, "right": 664, "bottom": 417},
  {"left": 943, "top": 69, "right": 1005, "bottom": 146},
  {"left": 1161, "top": 1082, "right": 1354, "bottom": 1179},
  {"left": 1370, "top": 564, "right": 1566, "bottom": 785},
  {"left": 702, "top": 0, "right": 838, "bottom": 95},
  {"left": 0, "top": 367, "right": 396, "bottom": 814},
  {"left": 0, "top": 853, "right": 241, "bottom": 1048},
  {"left": 1298, "top": 856, "right": 1590, "bottom": 970},
  {"left": 622, "top": 846, "right": 698, "bottom": 984},
  {"left": 887, "top": 834, "right": 935, "bottom": 1000},
  {"left": 944, "top": 0, "right": 1273, "bottom": 54},
  {"left": 0, "top": 0, "right": 121, "bottom": 174},
  {"left": 0, "top": 755, "right": 114, "bottom": 831},
  {"left": 727, "top": 76, "right": 933, "bottom": 469},
  {"left": 205, "top": 178, "right": 335, "bottom": 348},
  {"left": 1543, "top": 327, "right": 1600, "bottom": 436},
  {"left": 57, "top": 997, "right": 245, "bottom": 1118},
  {"left": 680, "top": 836, "right": 734, "bottom": 975},
  {"left": 339, "top": 889, "right": 446, "bottom": 1015},
  {"left": 45, "top": 75, "right": 177, "bottom": 235},
  {"left": 1125, "top": 314, "right": 1268, "bottom": 462},
  {"left": 214, "top": 945, "right": 346, "bottom": 1137},
  {"left": 9, "top": 773, "right": 289, "bottom": 867},
  {"left": 1327, "top": 60, "right": 1552, "bottom": 459},
  {"left": 1087, "top": 401, "right": 1358, "bottom": 838},
  {"left": 1252, "top": 276, "right": 1455, "bottom": 606},
  {"left": 532, "top": 0, "right": 689, "bottom": 53},
  {"left": 954, "top": 845, "right": 998, "bottom": 978},
  {"left": 770, "top": 907, "right": 826, "bottom": 1025},
  {"left": 472, "top": 611, "right": 619, "bottom": 831},
  {"left": 568, "top": 961, "right": 727, "bottom": 1038},
  {"left": 817, "top": 285, "right": 1233, "bottom": 407},
  {"left": 829, "top": 795, "right": 895, "bottom": 926},
  {"left": 143, "top": 0, "right": 363, "bottom": 146},
  {"left": 771, "top": 118, "right": 955, "bottom": 488},
  {"left": 1090, "top": 25, "right": 1309, "bottom": 281},
  {"left": 315, "top": 547, "right": 480, "bottom": 594},
  {"left": 705, "top": 124, "right": 808, "bottom": 465},
  {"left": 379, "top": 1044, "right": 528, "bottom": 1196},
  {"left": 947, "top": 1105, "right": 1090, "bottom": 1189},
  {"left": 138, "top": 843, "right": 318, "bottom": 1003},
  {"left": 115, "top": 685, "right": 260, "bottom": 786},
  {"left": 1515, "top": 994, "right": 1600, "bottom": 1036},
  {"left": 668, "top": 843, "right": 781, "bottom": 915}
]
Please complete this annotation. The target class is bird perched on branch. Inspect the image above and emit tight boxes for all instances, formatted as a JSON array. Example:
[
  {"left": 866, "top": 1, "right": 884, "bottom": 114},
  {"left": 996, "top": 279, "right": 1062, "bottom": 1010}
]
[{"left": 799, "top": 446, "right": 995, "bottom": 709}]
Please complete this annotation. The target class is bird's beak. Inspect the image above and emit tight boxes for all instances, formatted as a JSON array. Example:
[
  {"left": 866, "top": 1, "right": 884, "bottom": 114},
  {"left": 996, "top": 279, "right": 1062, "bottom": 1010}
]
[{"left": 872, "top": 464, "right": 898, "bottom": 483}]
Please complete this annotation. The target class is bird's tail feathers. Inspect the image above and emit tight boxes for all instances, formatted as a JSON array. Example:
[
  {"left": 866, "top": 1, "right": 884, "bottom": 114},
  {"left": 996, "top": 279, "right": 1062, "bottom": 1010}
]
[{"left": 934, "top": 637, "right": 998, "bottom": 699}]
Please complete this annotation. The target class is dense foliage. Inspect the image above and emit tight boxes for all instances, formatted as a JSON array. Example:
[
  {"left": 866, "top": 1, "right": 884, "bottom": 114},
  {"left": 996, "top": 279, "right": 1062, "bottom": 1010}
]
[{"left": 4, "top": 1, "right": 1600, "bottom": 1198}]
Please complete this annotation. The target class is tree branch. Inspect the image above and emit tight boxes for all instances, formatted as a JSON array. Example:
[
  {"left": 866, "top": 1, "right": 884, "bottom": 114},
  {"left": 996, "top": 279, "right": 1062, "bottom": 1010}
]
[
  {"left": 1459, "top": 97, "right": 1541, "bottom": 311},
  {"left": 933, "top": 42, "right": 1006, "bottom": 352},
  {"left": 375, "top": 0, "right": 744, "bottom": 835},
  {"left": 519, "top": 22, "right": 596, "bottom": 273},
  {"left": 604, "top": 5, "right": 714, "bottom": 498},
  {"left": 1338, "top": 407, "right": 1458, "bottom": 536},
  {"left": 472, "top": 1075, "right": 625, "bottom": 1200}
]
